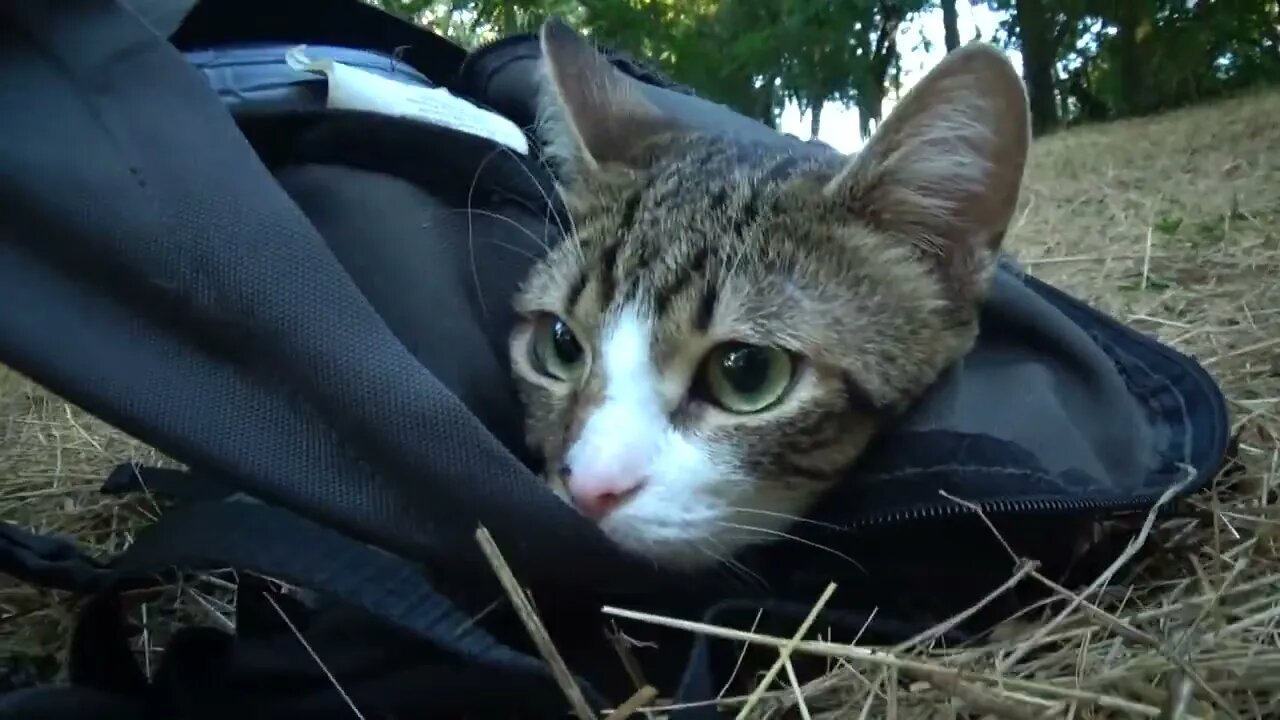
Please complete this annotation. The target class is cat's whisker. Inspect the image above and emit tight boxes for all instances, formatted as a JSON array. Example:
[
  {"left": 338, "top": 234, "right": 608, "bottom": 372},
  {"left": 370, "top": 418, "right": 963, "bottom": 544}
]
[
  {"left": 526, "top": 113, "right": 582, "bottom": 245},
  {"left": 724, "top": 559, "right": 768, "bottom": 592},
  {"left": 717, "top": 521, "right": 866, "bottom": 574},
  {"left": 459, "top": 151, "right": 556, "bottom": 255},
  {"left": 697, "top": 541, "right": 769, "bottom": 591},
  {"left": 444, "top": 208, "right": 548, "bottom": 258},
  {"left": 565, "top": 229, "right": 586, "bottom": 265},
  {"left": 458, "top": 141, "right": 580, "bottom": 314},
  {"left": 461, "top": 144, "right": 509, "bottom": 318},
  {"left": 728, "top": 507, "right": 847, "bottom": 531},
  {"left": 693, "top": 545, "right": 745, "bottom": 587},
  {"left": 707, "top": 537, "right": 770, "bottom": 591},
  {"left": 490, "top": 137, "right": 580, "bottom": 245}
]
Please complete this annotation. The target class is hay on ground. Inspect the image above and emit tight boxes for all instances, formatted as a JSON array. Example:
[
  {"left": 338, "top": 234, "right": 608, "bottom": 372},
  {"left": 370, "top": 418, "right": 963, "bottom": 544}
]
[{"left": 3, "top": 89, "right": 1280, "bottom": 717}]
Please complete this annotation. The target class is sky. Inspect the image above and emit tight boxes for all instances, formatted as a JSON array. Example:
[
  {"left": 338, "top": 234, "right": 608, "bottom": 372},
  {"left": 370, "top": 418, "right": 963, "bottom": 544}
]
[{"left": 776, "top": 4, "right": 1015, "bottom": 153}]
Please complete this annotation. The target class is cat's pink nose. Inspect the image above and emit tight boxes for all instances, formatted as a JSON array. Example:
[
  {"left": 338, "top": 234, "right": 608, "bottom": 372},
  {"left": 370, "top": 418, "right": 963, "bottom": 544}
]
[{"left": 564, "top": 468, "right": 644, "bottom": 520}]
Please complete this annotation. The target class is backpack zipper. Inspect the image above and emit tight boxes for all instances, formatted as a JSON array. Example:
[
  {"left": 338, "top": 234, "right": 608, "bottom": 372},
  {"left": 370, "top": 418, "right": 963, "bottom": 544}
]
[{"left": 833, "top": 486, "right": 1199, "bottom": 535}]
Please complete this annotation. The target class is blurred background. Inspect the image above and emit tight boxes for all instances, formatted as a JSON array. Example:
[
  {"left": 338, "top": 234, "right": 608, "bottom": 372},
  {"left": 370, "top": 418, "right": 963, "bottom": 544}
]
[{"left": 365, "top": 0, "right": 1280, "bottom": 153}]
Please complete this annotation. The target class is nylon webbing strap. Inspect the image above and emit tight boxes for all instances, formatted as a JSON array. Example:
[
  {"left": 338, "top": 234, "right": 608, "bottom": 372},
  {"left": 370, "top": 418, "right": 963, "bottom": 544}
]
[
  {"left": 0, "top": 520, "right": 108, "bottom": 593},
  {"left": 100, "top": 464, "right": 236, "bottom": 503},
  {"left": 75, "top": 501, "right": 608, "bottom": 710}
]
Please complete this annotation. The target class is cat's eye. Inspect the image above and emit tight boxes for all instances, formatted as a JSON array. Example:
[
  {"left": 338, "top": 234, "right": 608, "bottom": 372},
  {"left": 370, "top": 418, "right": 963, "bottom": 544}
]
[
  {"left": 530, "top": 314, "right": 587, "bottom": 381},
  {"left": 700, "top": 342, "right": 795, "bottom": 413}
]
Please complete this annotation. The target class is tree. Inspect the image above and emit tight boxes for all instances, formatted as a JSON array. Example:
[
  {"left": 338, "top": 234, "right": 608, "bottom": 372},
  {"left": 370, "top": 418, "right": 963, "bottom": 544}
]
[
  {"left": 1012, "top": 0, "right": 1060, "bottom": 133},
  {"left": 782, "top": 0, "right": 922, "bottom": 140},
  {"left": 941, "top": 0, "right": 961, "bottom": 51},
  {"left": 370, "top": 0, "right": 1280, "bottom": 139},
  {"left": 700, "top": 0, "right": 793, "bottom": 127},
  {"left": 775, "top": 0, "right": 871, "bottom": 138},
  {"left": 983, "top": 0, "right": 1093, "bottom": 132},
  {"left": 855, "top": 2, "right": 910, "bottom": 138}
]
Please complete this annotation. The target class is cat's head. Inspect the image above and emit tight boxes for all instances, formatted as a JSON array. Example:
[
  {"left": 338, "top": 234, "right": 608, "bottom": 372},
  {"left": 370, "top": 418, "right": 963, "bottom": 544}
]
[{"left": 509, "top": 18, "right": 1030, "bottom": 569}]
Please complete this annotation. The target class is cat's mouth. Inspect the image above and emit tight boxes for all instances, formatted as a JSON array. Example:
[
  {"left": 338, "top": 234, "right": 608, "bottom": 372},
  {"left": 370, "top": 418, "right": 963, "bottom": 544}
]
[{"left": 553, "top": 481, "right": 807, "bottom": 570}]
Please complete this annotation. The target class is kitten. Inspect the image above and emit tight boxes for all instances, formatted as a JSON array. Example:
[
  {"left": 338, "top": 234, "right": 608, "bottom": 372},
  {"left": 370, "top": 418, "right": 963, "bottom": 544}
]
[{"left": 509, "top": 18, "right": 1030, "bottom": 569}]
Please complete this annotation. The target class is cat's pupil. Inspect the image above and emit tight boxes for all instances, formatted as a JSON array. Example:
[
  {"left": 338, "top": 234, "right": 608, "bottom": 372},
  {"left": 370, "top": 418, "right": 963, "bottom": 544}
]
[
  {"left": 720, "top": 344, "right": 770, "bottom": 394},
  {"left": 551, "top": 319, "right": 583, "bottom": 364}
]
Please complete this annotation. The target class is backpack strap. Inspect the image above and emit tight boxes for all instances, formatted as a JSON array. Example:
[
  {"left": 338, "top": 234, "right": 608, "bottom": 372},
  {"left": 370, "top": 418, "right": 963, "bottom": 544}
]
[
  {"left": 0, "top": 519, "right": 108, "bottom": 594},
  {"left": 101, "top": 463, "right": 236, "bottom": 503},
  {"left": 0, "top": 685, "right": 145, "bottom": 719},
  {"left": 53, "top": 500, "right": 609, "bottom": 716}
]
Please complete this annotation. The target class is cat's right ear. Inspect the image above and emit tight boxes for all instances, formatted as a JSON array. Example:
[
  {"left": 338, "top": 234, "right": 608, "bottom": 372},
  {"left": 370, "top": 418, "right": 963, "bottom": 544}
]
[
  {"left": 536, "top": 17, "right": 679, "bottom": 180},
  {"left": 824, "top": 42, "right": 1030, "bottom": 286}
]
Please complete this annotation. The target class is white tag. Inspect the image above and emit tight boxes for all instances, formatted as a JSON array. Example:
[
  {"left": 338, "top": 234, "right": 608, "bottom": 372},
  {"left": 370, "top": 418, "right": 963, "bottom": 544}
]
[{"left": 285, "top": 45, "right": 530, "bottom": 155}]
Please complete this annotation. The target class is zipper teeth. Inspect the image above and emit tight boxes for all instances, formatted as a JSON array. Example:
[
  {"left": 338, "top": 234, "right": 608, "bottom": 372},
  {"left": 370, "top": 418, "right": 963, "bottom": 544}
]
[{"left": 843, "top": 494, "right": 1153, "bottom": 532}]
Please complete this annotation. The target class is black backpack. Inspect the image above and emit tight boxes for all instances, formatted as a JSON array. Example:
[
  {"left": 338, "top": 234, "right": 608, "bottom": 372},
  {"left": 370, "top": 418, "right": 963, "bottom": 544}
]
[{"left": 0, "top": 1, "right": 1230, "bottom": 718}]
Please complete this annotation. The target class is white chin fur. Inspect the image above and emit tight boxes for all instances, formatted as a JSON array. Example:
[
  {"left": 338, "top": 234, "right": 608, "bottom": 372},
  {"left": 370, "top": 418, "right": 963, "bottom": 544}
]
[
  {"left": 597, "top": 471, "right": 812, "bottom": 569},
  {"left": 560, "top": 417, "right": 817, "bottom": 568}
]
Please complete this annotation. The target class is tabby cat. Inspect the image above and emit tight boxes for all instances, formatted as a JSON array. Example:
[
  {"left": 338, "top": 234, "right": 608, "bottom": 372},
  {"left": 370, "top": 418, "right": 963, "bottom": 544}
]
[{"left": 509, "top": 18, "right": 1030, "bottom": 569}]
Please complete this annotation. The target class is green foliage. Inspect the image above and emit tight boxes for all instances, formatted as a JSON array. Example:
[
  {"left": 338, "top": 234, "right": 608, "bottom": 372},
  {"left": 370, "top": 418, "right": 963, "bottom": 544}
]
[
  {"left": 986, "top": 0, "right": 1280, "bottom": 130},
  {"left": 369, "top": 0, "right": 1279, "bottom": 137},
  {"left": 365, "top": 0, "right": 930, "bottom": 134},
  {"left": 1092, "top": 0, "right": 1280, "bottom": 116}
]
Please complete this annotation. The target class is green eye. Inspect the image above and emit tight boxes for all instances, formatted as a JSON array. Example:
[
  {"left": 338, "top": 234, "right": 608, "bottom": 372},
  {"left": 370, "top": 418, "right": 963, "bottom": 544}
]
[
  {"left": 532, "top": 314, "right": 587, "bottom": 381},
  {"left": 701, "top": 342, "right": 795, "bottom": 413}
]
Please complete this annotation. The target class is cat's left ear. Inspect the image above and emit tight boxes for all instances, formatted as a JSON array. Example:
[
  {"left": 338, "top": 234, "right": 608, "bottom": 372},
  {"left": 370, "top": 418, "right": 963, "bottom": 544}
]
[
  {"left": 536, "top": 17, "right": 681, "bottom": 180},
  {"left": 826, "top": 42, "right": 1030, "bottom": 281}
]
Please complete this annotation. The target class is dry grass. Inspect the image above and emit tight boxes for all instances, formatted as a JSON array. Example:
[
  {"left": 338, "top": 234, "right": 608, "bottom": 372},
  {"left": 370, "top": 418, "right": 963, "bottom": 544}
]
[
  {"left": 0, "top": 372, "right": 169, "bottom": 682},
  {"left": 3, "top": 88, "right": 1280, "bottom": 716}
]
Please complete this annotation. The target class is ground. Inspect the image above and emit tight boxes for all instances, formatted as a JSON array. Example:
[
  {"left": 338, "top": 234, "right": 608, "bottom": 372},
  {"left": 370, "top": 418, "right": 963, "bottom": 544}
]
[{"left": 2, "top": 89, "right": 1279, "bottom": 717}]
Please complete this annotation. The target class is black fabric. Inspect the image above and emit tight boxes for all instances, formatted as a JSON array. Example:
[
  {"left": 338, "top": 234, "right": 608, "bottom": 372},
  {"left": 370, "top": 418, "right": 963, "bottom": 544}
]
[
  {"left": 0, "top": 0, "right": 655, "bottom": 593},
  {"left": 185, "top": 43, "right": 439, "bottom": 116},
  {"left": 0, "top": 687, "right": 144, "bottom": 719},
  {"left": 69, "top": 502, "right": 610, "bottom": 719},
  {"left": 0, "top": 0, "right": 1231, "bottom": 718},
  {"left": 2, "top": 502, "right": 607, "bottom": 719},
  {"left": 169, "top": 0, "right": 467, "bottom": 78},
  {"left": 3, "top": 498, "right": 990, "bottom": 719},
  {"left": 68, "top": 594, "right": 149, "bottom": 696},
  {"left": 101, "top": 464, "right": 236, "bottom": 502},
  {"left": 119, "top": 0, "right": 198, "bottom": 37},
  {"left": 0, "top": 522, "right": 107, "bottom": 594}
]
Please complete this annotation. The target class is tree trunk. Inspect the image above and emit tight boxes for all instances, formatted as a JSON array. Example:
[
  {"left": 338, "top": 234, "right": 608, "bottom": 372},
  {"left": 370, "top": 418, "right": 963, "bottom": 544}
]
[
  {"left": 810, "top": 98, "right": 824, "bottom": 139},
  {"left": 1113, "top": 2, "right": 1153, "bottom": 116},
  {"left": 941, "top": 0, "right": 960, "bottom": 52},
  {"left": 1066, "top": 66, "right": 1109, "bottom": 122},
  {"left": 756, "top": 75, "right": 779, "bottom": 129},
  {"left": 1013, "top": 0, "right": 1058, "bottom": 135},
  {"left": 859, "top": 3, "right": 902, "bottom": 139}
]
